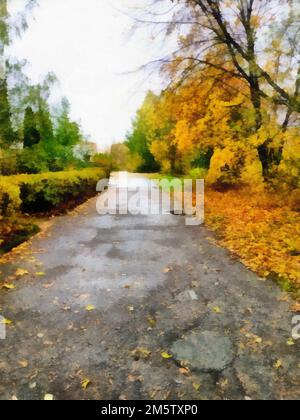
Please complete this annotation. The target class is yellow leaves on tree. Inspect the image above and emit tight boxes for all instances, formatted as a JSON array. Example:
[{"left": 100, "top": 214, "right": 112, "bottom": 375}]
[
  {"left": 278, "top": 129, "right": 300, "bottom": 189},
  {"left": 206, "top": 145, "right": 264, "bottom": 189}
]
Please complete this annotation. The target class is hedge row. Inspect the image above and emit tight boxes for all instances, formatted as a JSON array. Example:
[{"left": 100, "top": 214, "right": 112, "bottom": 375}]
[
  {"left": 0, "top": 168, "right": 107, "bottom": 249},
  {"left": 0, "top": 168, "right": 107, "bottom": 217}
]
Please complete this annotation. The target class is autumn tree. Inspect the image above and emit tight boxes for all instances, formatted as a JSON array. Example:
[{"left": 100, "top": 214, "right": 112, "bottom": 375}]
[
  {"left": 130, "top": 90, "right": 181, "bottom": 173},
  {"left": 137, "top": 0, "right": 300, "bottom": 176},
  {"left": 110, "top": 143, "right": 143, "bottom": 172}
]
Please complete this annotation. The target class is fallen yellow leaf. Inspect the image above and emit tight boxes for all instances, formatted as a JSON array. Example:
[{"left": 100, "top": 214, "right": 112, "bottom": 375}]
[
  {"left": 274, "top": 359, "right": 282, "bottom": 369},
  {"left": 0, "top": 318, "right": 12, "bottom": 325},
  {"left": 161, "top": 352, "right": 173, "bottom": 359},
  {"left": 2, "top": 284, "right": 15, "bottom": 290},
  {"left": 287, "top": 338, "right": 295, "bottom": 346},
  {"left": 15, "top": 269, "right": 29, "bottom": 277},
  {"left": 44, "top": 394, "right": 54, "bottom": 400},
  {"left": 193, "top": 383, "right": 201, "bottom": 391},
  {"left": 213, "top": 306, "right": 222, "bottom": 314},
  {"left": 81, "top": 378, "right": 91, "bottom": 390},
  {"left": 35, "top": 272, "right": 46, "bottom": 277},
  {"left": 85, "top": 305, "right": 95, "bottom": 311}
]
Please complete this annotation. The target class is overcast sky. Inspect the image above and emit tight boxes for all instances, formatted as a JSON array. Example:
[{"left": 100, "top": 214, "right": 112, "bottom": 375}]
[{"left": 9, "top": 0, "right": 175, "bottom": 150}]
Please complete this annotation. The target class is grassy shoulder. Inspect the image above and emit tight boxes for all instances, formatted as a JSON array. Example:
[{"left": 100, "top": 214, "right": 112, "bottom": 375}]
[
  {"left": 148, "top": 173, "right": 300, "bottom": 297},
  {"left": 0, "top": 167, "right": 107, "bottom": 254}
]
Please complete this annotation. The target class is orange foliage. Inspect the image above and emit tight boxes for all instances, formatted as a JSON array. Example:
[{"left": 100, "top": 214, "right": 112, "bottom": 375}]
[{"left": 205, "top": 188, "right": 300, "bottom": 293}]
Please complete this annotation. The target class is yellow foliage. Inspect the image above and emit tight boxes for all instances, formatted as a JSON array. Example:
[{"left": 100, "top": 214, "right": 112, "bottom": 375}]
[
  {"left": 279, "top": 129, "right": 300, "bottom": 188},
  {"left": 206, "top": 145, "right": 263, "bottom": 188},
  {"left": 0, "top": 177, "right": 21, "bottom": 217},
  {"left": 206, "top": 146, "right": 238, "bottom": 186},
  {"left": 0, "top": 168, "right": 106, "bottom": 249},
  {"left": 240, "top": 150, "right": 264, "bottom": 188},
  {"left": 205, "top": 188, "right": 300, "bottom": 291}
]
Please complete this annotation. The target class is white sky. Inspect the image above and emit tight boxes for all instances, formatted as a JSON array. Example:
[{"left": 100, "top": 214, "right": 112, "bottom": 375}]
[{"left": 8, "top": 0, "right": 175, "bottom": 150}]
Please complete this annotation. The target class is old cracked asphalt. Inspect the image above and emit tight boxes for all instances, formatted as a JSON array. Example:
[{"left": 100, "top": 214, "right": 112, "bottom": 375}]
[{"left": 0, "top": 173, "right": 299, "bottom": 400}]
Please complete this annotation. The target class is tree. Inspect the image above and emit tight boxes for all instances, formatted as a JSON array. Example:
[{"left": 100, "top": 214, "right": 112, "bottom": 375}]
[
  {"left": 54, "top": 98, "right": 82, "bottom": 147},
  {"left": 0, "top": 76, "right": 15, "bottom": 147},
  {"left": 0, "top": 0, "right": 41, "bottom": 147},
  {"left": 139, "top": 0, "right": 300, "bottom": 176},
  {"left": 23, "top": 106, "right": 40, "bottom": 148},
  {"left": 110, "top": 143, "right": 143, "bottom": 172},
  {"left": 36, "top": 101, "right": 53, "bottom": 143},
  {"left": 128, "top": 90, "right": 181, "bottom": 173},
  {"left": 0, "top": 0, "right": 9, "bottom": 57},
  {"left": 126, "top": 92, "right": 161, "bottom": 172}
]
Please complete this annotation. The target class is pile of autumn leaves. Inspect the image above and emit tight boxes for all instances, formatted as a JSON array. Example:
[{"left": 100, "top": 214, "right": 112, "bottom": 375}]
[{"left": 205, "top": 188, "right": 300, "bottom": 295}]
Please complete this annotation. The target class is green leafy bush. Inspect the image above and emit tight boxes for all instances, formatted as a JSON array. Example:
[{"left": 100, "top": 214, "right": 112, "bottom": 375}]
[
  {"left": 0, "top": 168, "right": 107, "bottom": 252},
  {"left": 8, "top": 168, "right": 106, "bottom": 212},
  {"left": 18, "top": 168, "right": 105, "bottom": 212},
  {"left": 188, "top": 168, "right": 208, "bottom": 180}
]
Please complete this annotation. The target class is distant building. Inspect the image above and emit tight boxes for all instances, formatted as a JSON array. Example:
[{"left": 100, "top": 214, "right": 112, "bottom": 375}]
[
  {"left": 74, "top": 141, "right": 98, "bottom": 160},
  {"left": 84, "top": 142, "right": 98, "bottom": 155}
]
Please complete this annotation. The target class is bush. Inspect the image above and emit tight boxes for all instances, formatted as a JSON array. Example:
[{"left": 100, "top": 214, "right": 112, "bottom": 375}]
[
  {"left": 278, "top": 129, "right": 300, "bottom": 189},
  {"left": 0, "top": 178, "right": 23, "bottom": 251},
  {"left": 188, "top": 167, "right": 208, "bottom": 180},
  {"left": 0, "top": 177, "right": 21, "bottom": 217},
  {"left": 0, "top": 149, "right": 20, "bottom": 175},
  {"left": 10, "top": 168, "right": 106, "bottom": 213},
  {"left": 207, "top": 146, "right": 263, "bottom": 190},
  {"left": 0, "top": 168, "right": 107, "bottom": 252},
  {"left": 17, "top": 145, "right": 50, "bottom": 174}
]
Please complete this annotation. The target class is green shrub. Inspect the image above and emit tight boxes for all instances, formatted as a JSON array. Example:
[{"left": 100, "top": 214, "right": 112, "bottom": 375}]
[
  {"left": 17, "top": 145, "right": 50, "bottom": 174},
  {"left": 0, "top": 168, "right": 107, "bottom": 251},
  {"left": 8, "top": 168, "right": 106, "bottom": 213},
  {"left": 0, "top": 149, "right": 20, "bottom": 175},
  {"left": 0, "top": 177, "right": 21, "bottom": 217},
  {"left": 188, "top": 167, "right": 208, "bottom": 180}
]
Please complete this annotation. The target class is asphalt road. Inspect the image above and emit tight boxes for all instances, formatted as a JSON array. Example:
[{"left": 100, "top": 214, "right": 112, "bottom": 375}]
[{"left": 0, "top": 173, "right": 299, "bottom": 400}]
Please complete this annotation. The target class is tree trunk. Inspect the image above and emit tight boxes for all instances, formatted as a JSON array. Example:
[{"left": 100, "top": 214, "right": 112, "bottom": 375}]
[
  {"left": 250, "top": 77, "right": 262, "bottom": 131},
  {"left": 249, "top": 77, "right": 270, "bottom": 178}
]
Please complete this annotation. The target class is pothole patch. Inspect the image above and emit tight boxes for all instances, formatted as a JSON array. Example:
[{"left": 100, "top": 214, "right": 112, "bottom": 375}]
[{"left": 171, "top": 330, "right": 235, "bottom": 372}]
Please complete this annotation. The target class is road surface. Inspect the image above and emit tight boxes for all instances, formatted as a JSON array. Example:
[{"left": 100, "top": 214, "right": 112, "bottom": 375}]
[{"left": 0, "top": 173, "right": 299, "bottom": 400}]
